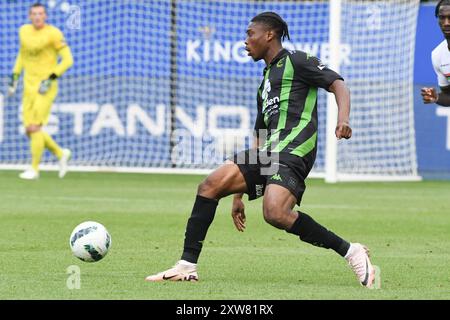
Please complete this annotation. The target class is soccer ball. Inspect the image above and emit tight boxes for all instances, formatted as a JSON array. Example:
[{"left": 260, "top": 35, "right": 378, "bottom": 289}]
[{"left": 69, "top": 221, "right": 111, "bottom": 262}]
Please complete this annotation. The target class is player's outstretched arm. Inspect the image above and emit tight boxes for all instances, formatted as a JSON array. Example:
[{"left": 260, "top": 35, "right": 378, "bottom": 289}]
[
  {"left": 328, "top": 79, "right": 352, "bottom": 139},
  {"left": 421, "top": 86, "right": 450, "bottom": 106}
]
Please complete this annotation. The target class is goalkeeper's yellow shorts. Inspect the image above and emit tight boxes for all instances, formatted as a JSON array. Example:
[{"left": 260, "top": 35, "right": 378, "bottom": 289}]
[{"left": 22, "top": 82, "right": 58, "bottom": 127}]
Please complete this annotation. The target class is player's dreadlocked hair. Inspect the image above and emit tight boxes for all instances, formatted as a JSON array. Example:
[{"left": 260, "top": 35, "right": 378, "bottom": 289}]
[
  {"left": 251, "top": 12, "right": 290, "bottom": 41},
  {"left": 436, "top": 0, "right": 450, "bottom": 17}
]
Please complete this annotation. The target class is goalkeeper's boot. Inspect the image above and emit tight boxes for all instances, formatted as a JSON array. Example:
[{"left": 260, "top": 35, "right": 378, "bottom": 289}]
[
  {"left": 145, "top": 260, "right": 198, "bottom": 282},
  {"left": 345, "top": 243, "right": 376, "bottom": 288},
  {"left": 19, "top": 168, "right": 39, "bottom": 180},
  {"left": 58, "top": 148, "right": 71, "bottom": 178}
]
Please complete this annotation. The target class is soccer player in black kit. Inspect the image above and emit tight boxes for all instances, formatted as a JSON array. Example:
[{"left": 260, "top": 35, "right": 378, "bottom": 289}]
[{"left": 147, "top": 12, "right": 377, "bottom": 288}]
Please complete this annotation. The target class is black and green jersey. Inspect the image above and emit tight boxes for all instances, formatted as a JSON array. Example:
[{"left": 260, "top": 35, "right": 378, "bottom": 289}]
[{"left": 255, "top": 48, "right": 343, "bottom": 165}]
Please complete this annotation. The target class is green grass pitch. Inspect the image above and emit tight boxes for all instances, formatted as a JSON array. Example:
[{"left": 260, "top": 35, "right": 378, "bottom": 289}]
[{"left": 0, "top": 170, "right": 449, "bottom": 300}]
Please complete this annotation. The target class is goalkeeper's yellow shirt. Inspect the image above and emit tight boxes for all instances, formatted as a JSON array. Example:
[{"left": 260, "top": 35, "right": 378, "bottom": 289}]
[{"left": 12, "top": 24, "right": 73, "bottom": 95}]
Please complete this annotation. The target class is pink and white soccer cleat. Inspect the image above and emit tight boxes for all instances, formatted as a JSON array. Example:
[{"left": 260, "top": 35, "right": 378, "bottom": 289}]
[
  {"left": 145, "top": 260, "right": 198, "bottom": 282},
  {"left": 345, "top": 243, "right": 377, "bottom": 288}
]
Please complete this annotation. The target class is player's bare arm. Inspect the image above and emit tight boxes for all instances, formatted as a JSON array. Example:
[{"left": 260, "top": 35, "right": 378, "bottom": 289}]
[
  {"left": 328, "top": 79, "right": 352, "bottom": 139},
  {"left": 230, "top": 133, "right": 260, "bottom": 231}
]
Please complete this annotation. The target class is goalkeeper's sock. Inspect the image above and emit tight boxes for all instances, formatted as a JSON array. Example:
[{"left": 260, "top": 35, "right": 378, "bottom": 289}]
[
  {"left": 287, "top": 211, "right": 350, "bottom": 257},
  {"left": 181, "top": 195, "right": 218, "bottom": 264},
  {"left": 30, "top": 131, "right": 45, "bottom": 172},
  {"left": 42, "top": 131, "right": 63, "bottom": 159}
]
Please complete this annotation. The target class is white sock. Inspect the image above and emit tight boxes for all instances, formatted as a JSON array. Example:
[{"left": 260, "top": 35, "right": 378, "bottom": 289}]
[
  {"left": 178, "top": 259, "right": 197, "bottom": 267},
  {"left": 344, "top": 243, "right": 355, "bottom": 259}
]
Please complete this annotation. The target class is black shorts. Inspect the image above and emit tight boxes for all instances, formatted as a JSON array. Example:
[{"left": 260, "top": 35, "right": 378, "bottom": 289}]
[{"left": 231, "top": 149, "right": 312, "bottom": 205}]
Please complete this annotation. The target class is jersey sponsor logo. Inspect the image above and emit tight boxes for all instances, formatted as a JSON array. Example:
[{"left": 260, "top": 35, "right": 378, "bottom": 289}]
[
  {"left": 263, "top": 96, "right": 280, "bottom": 119},
  {"left": 261, "top": 79, "right": 271, "bottom": 100},
  {"left": 317, "top": 62, "right": 326, "bottom": 70},
  {"left": 264, "top": 97, "right": 280, "bottom": 108},
  {"left": 262, "top": 79, "right": 280, "bottom": 114},
  {"left": 264, "top": 105, "right": 280, "bottom": 119}
]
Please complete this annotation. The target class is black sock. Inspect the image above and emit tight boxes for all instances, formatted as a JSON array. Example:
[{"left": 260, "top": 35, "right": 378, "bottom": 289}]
[
  {"left": 287, "top": 211, "right": 350, "bottom": 257},
  {"left": 181, "top": 195, "right": 218, "bottom": 263}
]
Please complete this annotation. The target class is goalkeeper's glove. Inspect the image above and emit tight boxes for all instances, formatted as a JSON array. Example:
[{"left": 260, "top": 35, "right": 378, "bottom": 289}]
[
  {"left": 7, "top": 73, "right": 20, "bottom": 96},
  {"left": 38, "top": 73, "right": 58, "bottom": 95}
]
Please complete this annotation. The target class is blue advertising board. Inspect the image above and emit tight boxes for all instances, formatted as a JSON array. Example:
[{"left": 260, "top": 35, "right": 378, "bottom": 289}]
[{"left": 0, "top": 1, "right": 449, "bottom": 177}]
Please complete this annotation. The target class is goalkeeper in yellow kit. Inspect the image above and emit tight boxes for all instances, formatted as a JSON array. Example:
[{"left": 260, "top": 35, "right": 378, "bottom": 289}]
[{"left": 8, "top": 3, "right": 74, "bottom": 180}]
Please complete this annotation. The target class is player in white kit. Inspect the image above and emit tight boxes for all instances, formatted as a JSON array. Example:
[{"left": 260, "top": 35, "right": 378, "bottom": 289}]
[{"left": 422, "top": 0, "right": 450, "bottom": 106}]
